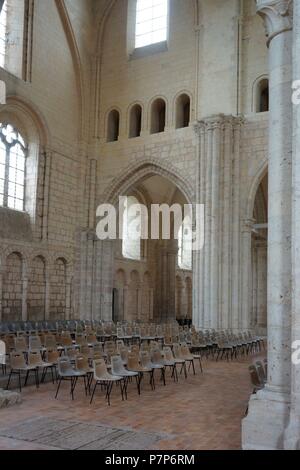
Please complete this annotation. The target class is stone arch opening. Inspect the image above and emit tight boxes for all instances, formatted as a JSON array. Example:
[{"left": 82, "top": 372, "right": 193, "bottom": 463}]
[{"left": 251, "top": 172, "right": 268, "bottom": 333}]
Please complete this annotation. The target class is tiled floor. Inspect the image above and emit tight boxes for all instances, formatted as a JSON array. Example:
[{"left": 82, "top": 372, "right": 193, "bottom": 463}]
[{"left": 0, "top": 355, "right": 260, "bottom": 450}]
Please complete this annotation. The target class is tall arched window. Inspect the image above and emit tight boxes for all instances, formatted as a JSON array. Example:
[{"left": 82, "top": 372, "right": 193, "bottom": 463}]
[
  {"left": 175, "top": 94, "right": 191, "bottom": 129},
  {"left": 107, "top": 109, "right": 120, "bottom": 142},
  {"left": 129, "top": 104, "right": 142, "bottom": 138},
  {"left": 178, "top": 216, "right": 192, "bottom": 270},
  {"left": 0, "top": 0, "right": 33, "bottom": 80},
  {"left": 255, "top": 78, "right": 269, "bottom": 113},
  {"left": 135, "top": 0, "right": 168, "bottom": 49},
  {"left": 0, "top": 123, "right": 27, "bottom": 211},
  {"left": 150, "top": 98, "right": 166, "bottom": 134},
  {"left": 122, "top": 196, "right": 142, "bottom": 261}
]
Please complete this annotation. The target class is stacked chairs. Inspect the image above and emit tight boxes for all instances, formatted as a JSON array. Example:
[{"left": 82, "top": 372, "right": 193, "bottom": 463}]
[{"left": 248, "top": 360, "right": 267, "bottom": 394}]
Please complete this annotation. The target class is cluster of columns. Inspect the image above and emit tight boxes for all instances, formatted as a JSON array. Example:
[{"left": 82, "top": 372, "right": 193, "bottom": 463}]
[
  {"left": 193, "top": 115, "right": 244, "bottom": 331},
  {"left": 242, "top": 0, "right": 300, "bottom": 450}
]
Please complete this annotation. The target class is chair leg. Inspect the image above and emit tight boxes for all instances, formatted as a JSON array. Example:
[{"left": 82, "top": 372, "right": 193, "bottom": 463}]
[
  {"left": 106, "top": 381, "right": 113, "bottom": 406},
  {"left": 6, "top": 369, "right": 13, "bottom": 390},
  {"left": 71, "top": 376, "right": 78, "bottom": 400},
  {"left": 161, "top": 367, "right": 166, "bottom": 386},
  {"left": 55, "top": 377, "right": 62, "bottom": 399},
  {"left": 191, "top": 359, "right": 196, "bottom": 375},
  {"left": 18, "top": 370, "right": 22, "bottom": 393},
  {"left": 90, "top": 381, "right": 98, "bottom": 404},
  {"left": 24, "top": 370, "right": 30, "bottom": 387}
]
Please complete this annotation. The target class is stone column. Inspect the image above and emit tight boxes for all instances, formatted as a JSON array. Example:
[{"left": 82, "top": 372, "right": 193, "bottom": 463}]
[
  {"left": 149, "top": 288, "right": 154, "bottom": 320},
  {"left": 22, "top": 277, "right": 28, "bottom": 322},
  {"left": 241, "top": 219, "right": 255, "bottom": 329},
  {"left": 45, "top": 274, "right": 50, "bottom": 321},
  {"left": 252, "top": 241, "right": 258, "bottom": 329},
  {"left": 242, "top": 0, "right": 293, "bottom": 450},
  {"left": 93, "top": 238, "right": 114, "bottom": 322},
  {"left": 123, "top": 285, "right": 128, "bottom": 321},
  {"left": 0, "top": 268, "right": 3, "bottom": 322},
  {"left": 137, "top": 286, "right": 142, "bottom": 320},
  {"left": 284, "top": 0, "right": 300, "bottom": 450},
  {"left": 65, "top": 278, "right": 72, "bottom": 320},
  {"left": 193, "top": 115, "right": 244, "bottom": 331},
  {"left": 42, "top": 148, "right": 52, "bottom": 241},
  {"left": 256, "top": 241, "right": 268, "bottom": 330},
  {"left": 166, "top": 241, "right": 177, "bottom": 321}
]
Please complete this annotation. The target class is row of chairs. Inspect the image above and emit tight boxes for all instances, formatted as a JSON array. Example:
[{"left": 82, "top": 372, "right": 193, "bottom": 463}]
[{"left": 4, "top": 341, "right": 203, "bottom": 405}]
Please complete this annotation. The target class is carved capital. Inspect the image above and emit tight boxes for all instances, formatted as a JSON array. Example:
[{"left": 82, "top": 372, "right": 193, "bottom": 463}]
[
  {"left": 257, "top": 0, "right": 293, "bottom": 46},
  {"left": 194, "top": 115, "right": 244, "bottom": 136}
]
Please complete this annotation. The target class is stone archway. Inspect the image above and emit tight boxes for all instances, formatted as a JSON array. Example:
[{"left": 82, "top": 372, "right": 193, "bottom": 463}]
[{"left": 80, "top": 159, "right": 195, "bottom": 323}]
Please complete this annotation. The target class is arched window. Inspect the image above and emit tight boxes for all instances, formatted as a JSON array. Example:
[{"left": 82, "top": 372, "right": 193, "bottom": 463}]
[
  {"left": 176, "top": 94, "right": 191, "bottom": 129},
  {"left": 0, "top": 123, "right": 27, "bottom": 211},
  {"left": 107, "top": 109, "right": 120, "bottom": 142},
  {"left": 0, "top": 0, "right": 33, "bottom": 80},
  {"left": 150, "top": 98, "right": 166, "bottom": 134},
  {"left": 129, "top": 104, "right": 142, "bottom": 138},
  {"left": 255, "top": 78, "right": 269, "bottom": 113},
  {"left": 122, "top": 196, "right": 142, "bottom": 261},
  {"left": 178, "top": 216, "right": 192, "bottom": 270},
  {"left": 135, "top": 0, "right": 168, "bottom": 49}
]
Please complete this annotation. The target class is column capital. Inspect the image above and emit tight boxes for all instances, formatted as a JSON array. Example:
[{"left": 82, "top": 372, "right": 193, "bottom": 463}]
[
  {"left": 194, "top": 114, "right": 244, "bottom": 135},
  {"left": 242, "top": 218, "right": 256, "bottom": 233},
  {"left": 257, "top": 0, "right": 293, "bottom": 46}
]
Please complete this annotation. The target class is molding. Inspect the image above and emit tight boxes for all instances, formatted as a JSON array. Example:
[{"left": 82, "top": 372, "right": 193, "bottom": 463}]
[{"left": 55, "top": 0, "right": 85, "bottom": 140}]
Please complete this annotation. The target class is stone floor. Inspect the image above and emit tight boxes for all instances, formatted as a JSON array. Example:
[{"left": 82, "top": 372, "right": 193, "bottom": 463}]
[{"left": 0, "top": 354, "right": 261, "bottom": 450}]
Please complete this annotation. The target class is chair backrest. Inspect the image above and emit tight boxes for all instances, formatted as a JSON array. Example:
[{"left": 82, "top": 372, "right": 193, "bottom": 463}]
[
  {"left": 10, "top": 352, "right": 26, "bottom": 369},
  {"left": 181, "top": 344, "right": 191, "bottom": 357},
  {"left": 60, "top": 334, "right": 73, "bottom": 347},
  {"left": 131, "top": 344, "right": 140, "bottom": 355},
  {"left": 0, "top": 340, "right": 6, "bottom": 364},
  {"left": 80, "top": 344, "right": 90, "bottom": 356},
  {"left": 116, "top": 339, "right": 124, "bottom": 351},
  {"left": 46, "top": 349, "right": 59, "bottom": 363},
  {"left": 15, "top": 336, "right": 27, "bottom": 351},
  {"left": 127, "top": 353, "right": 140, "bottom": 370},
  {"left": 93, "top": 358, "right": 108, "bottom": 380},
  {"left": 75, "top": 355, "right": 89, "bottom": 371},
  {"left": 111, "top": 355, "right": 126, "bottom": 375},
  {"left": 255, "top": 361, "right": 266, "bottom": 383},
  {"left": 87, "top": 334, "right": 97, "bottom": 344},
  {"left": 263, "top": 358, "right": 268, "bottom": 377},
  {"left": 249, "top": 365, "right": 261, "bottom": 387},
  {"left": 76, "top": 334, "right": 87, "bottom": 346},
  {"left": 58, "top": 357, "right": 73, "bottom": 375},
  {"left": 45, "top": 335, "right": 56, "bottom": 348},
  {"left": 120, "top": 347, "right": 128, "bottom": 363},
  {"left": 141, "top": 342, "right": 150, "bottom": 352},
  {"left": 173, "top": 343, "right": 183, "bottom": 359},
  {"left": 29, "top": 335, "right": 42, "bottom": 350},
  {"left": 28, "top": 351, "right": 42, "bottom": 367},
  {"left": 93, "top": 343, "right": 103, "bottom": 354},
  {"left": 140, "top": 351, "right": 152, "bottom": 368},
  {"left": 65, "top": 346, "right": 79, "bottom": 360},
  {"left": 151, "top": 349, "right": 163, "bottom": 365},
  {"left": 163, "top": 346, "right": 174, "bottom": 362}
]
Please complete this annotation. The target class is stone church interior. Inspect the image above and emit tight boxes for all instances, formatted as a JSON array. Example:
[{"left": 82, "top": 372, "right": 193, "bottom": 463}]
[{"left": 0, "top": 0, "right": 298, "bottom": 452}]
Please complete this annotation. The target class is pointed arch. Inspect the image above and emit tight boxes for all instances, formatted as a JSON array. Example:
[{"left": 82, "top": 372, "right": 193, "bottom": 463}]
[{"left": 103, "top": 158, "right": 195, "bottom": 207}]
